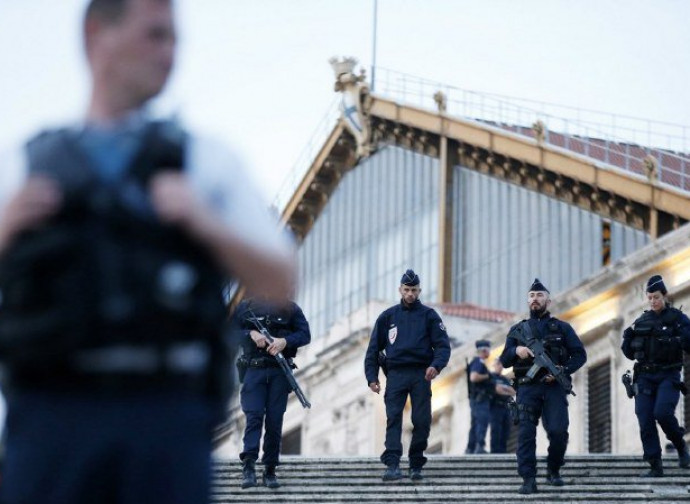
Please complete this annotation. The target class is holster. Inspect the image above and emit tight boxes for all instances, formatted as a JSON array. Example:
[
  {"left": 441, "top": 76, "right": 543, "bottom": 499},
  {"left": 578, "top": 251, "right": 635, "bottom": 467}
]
[{"left": 236, "top": 355, "right": 249, "bottom": 384}]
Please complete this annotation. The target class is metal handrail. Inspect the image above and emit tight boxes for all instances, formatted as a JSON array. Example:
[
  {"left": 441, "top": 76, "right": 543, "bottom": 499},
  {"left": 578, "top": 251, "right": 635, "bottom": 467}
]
[
  {"left": 274, "top": 67, "right": 690, "bottom": 211},
  {"left": 374, "top": 67, "right": 690, "bottom": 191},
  {"left": 273, "top": 96, "right": 342, "bottom": 212}
]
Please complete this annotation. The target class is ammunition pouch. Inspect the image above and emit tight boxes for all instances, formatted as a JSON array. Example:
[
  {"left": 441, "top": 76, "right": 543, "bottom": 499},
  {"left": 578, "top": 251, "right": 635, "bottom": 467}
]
[{"left": 511, "top": 402, "right": 538, "bottom": 425}]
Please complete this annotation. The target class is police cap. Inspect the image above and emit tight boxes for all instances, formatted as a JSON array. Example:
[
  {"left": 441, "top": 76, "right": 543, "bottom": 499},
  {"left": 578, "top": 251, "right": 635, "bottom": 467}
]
[
  {"left": 401, "top": 269, "right": 420, "bottom": 286},
  {"left": 646, "top": 275, "right": 667, "bottom": 295},
  {"left": 529, "top": 278, "right": 549, "bottom": 293},
  {"left": 475, "top": 339, "right": 491, "bottom": 350}
]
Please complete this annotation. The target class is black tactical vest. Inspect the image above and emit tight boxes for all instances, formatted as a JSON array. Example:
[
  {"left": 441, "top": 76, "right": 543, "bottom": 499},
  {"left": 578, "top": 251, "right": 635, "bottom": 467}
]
[
  {"left": 468, "top": 357, "right": 493, "bottom": 401},
  {"left": 512, "top": 319, "right": 570, "bottom": 378},
  {"left": 0, "top": 123, "right": 228, "bottom": 373},
  {"left": 629, "top": 308, "right": 683, "bottom": 366}
]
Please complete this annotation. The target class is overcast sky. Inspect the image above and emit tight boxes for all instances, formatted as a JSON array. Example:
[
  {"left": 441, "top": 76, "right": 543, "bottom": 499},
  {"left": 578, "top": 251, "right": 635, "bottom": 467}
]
[{"left": 1, "top": 0, "right": 689, "bottom": 203}]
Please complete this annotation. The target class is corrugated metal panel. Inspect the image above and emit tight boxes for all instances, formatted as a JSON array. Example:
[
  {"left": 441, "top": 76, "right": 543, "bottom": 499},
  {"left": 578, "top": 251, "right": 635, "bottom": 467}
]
[
  {"left": 452, "top": 167, "right": 649, "bottom": 312},
  {"left": 297, "top": 146, "right": 440, "bottom": 337}
]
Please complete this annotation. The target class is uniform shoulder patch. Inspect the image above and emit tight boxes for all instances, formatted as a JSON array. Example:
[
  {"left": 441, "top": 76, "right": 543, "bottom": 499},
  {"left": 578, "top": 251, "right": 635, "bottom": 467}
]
[{"left": 439, "top": 321, "right": 446, "bottom": 332}]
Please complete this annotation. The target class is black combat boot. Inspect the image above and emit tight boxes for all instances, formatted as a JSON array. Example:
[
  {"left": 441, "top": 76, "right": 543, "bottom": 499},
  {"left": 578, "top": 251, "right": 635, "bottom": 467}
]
[
  {"left": 518, "top": 477, "right": 538, "bottom": 494},
  {"left": 382, "top": 464, "right": 403, "bottom": 481},
  {"left": 262, "top": 466, "right": 281, "bottom": 488},
  {"left": 240, "top": 459, "right": 257, "bottom": 489},
  {"left": 409, "top": 467, "right": 423, "bottom": 481},
  {"left": 677, "top": 441, "right": 690, "bottom": 468},
  {"left": 641, "top": 458, "right": 663, "bottom": 477},
  {"left": 546, "top": 468, "right": 564, "bottom": 486}
]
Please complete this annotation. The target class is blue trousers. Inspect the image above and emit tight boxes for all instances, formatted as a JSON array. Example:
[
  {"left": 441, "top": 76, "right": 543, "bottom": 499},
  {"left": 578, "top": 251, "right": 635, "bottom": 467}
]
[
  {"left": 381, "top": 367, "right": 431, "bottom": 469},
  {"left": 0, "top": 389, "right": 215, "bottom": 504},
  {"left": 469, "top": 399, "right": 490, "bottom": 452},
  {"left": 240, "top": 367, "right": 291, "bottom": 467},
  {"left": 515, "top": 382, "right": 569, "bottom": 478},
  {"left": 634, "top": 370, "right": 685, "bottom": 460},
  {"left": 490, "top": 402, "right": 512, "bottom": 453},
  {"left": 465, "top": 411, "right": 476, "bottom": 453}
]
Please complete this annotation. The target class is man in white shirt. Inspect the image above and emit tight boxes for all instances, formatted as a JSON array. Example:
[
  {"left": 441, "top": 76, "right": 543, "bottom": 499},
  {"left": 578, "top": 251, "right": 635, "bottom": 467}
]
[{"left": 0, "top": 1, "right": 294, "bottom": 503}]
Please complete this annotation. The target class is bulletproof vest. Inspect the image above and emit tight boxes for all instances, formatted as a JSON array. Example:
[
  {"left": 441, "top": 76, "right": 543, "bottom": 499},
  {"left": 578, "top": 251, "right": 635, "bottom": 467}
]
[
  {"left": 629, "top": 308, "right": 683, "bottom": 366},
  {"left": 0, "top": 122, "right": 227, "bottom": 371},
  {"left": 239, "top": 301, "right": 298, "bottom": 359},
  {"left": 512, "top": 319, "right": 570, "bottom": 378},
  {"left": 468, "top": 357, "right": 493, "bottom": 401}
]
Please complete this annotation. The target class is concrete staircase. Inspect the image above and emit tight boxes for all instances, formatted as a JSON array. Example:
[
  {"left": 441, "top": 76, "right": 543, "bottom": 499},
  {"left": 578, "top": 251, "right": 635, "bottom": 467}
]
[{"left": 211, "top": 455, "right": 690, "bottom": 503}]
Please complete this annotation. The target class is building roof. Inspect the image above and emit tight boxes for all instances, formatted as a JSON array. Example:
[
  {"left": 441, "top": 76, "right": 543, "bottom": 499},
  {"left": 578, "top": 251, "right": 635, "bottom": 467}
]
[{"left": 435, "top": 302, "right": 515, "bottom": 323}]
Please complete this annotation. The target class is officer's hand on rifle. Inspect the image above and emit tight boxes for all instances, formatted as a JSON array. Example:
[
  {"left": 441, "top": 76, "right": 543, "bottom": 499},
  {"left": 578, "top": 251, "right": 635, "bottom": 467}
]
[
  {"left": 267, "top": 337, "right": 287, "bottom": 356},
  {"left": 369, "top": 382, "right": 381, "bottom": 394},
  {"left": 516, "top": 346, "right": 534, "bottom": 360},
  {"left": 425, "top": 367, "right": 439, "bottom": 381},
  {"left": 250, "top": 330, "right": 268, "bottom": 349}
]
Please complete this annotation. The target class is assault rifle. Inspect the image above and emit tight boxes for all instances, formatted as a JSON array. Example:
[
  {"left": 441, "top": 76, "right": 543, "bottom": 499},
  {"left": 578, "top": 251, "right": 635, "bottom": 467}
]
[
  {"left": 517, "top": 321, "right": 576, "bottom": 396},
  {"left": 246, "top": 308, "right": 311, "bottom": 409}
]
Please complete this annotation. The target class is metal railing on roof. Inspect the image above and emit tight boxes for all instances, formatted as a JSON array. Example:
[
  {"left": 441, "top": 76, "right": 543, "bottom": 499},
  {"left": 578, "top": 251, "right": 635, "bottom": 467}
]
[
  {"left": 274, "top": 67, "right": 690, "bottom": 211},
  {"left": 374, "top": 67, "right": 690, "bottom": 191},
  {"left": 273, "top": 96, "right": 341, "bottom": 212}
]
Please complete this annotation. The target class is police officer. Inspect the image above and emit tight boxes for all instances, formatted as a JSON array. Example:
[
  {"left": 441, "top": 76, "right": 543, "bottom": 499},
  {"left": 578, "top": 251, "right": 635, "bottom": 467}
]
[
  {"left": 466, "top": 340, "right": 493, "bottom": 454},
  {"left": 621, "top": 275, "right": 690, "bottom": 477},
  {"left": 233, "top": 297, "right": 310, "bottom": 489},
  {"left": 490, "top": 359, "right": 516, "bottom": 454},
  {"left": 364, "top": 269, "right": 451, "bottom": 481},
  {"left": 499, "top": 279, "right": 586, "bottom": 495},
  {"left": 0, "top": 1, "right": 293, "bottom": 503}
]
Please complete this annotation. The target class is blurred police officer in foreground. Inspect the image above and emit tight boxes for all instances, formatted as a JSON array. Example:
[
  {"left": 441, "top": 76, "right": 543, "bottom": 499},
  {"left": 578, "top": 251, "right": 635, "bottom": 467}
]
[
  {"left": 233, "top": 297, "right": 310, "bottom": 489},
  {"left": 0, "top": 1, "right": 293, "bottom": 502},
  {"left": 466, "top": 339, "right": 492, "bottom": 454},
  {"left": 490, "top": 359, "right": 516, "bottom": 454},
  {"left": 364, "top": 269, "right": 451, "bottom": 481},
  {"left": 500, "top": 279, "right": 586, "bottom": 495},
  {"left": 621, "top": 275, "right": 690, "bottom": 477}
]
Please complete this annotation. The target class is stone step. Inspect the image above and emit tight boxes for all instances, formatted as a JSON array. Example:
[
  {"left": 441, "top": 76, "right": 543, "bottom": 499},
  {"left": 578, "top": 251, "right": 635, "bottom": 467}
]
[
  {"left": 213, "top": 477, "right": 690, "bottom": 486},
  {"left": 210, "top": 491, "right": 689, "bottom": 503},
  {"left": 210, "top": 456, "right": 690, "bottom": 503}
]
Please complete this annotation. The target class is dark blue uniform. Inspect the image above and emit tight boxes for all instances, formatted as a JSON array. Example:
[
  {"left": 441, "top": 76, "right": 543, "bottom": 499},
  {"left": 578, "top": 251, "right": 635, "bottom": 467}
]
[
  {"left": 467, "top": 357, "right": 492, "bottom": 454},
  {"left": 364, "top": 299, "right": 451, "bottom": 469},
  {"left": 234, "top": 299, "right": 311, "bottom": 468},
  {"left": 500, "top": 312, "right": 586, "bottom": 479},
  {"left": 490, "top": 373, "right": 514, "bottom": 453},
  {"left": 621, "top": 306, "right": 690, "bottom": 463}
]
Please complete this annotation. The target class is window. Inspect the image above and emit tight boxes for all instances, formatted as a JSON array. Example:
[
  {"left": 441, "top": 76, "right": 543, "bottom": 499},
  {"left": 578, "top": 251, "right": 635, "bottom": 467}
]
[{"left": 588, "top": 360, "right": 612, "bottom": 453}]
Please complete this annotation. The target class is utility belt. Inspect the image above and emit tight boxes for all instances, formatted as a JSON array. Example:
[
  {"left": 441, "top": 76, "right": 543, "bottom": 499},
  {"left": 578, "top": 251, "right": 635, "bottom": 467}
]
[
  {"left": 634, "top": 362, "right": 682, "bottom": 374},
  {"left": 471, "top": 390, "right": 492, "bottom": 402},
  {"left": 516, "top": 376, "right": 535, "bottom": 386},
  {"left": 237, "top": 355, "right": 296, "bottom": 369},
  {"left": 9, "top": 341, "right": 213, "bottom": 394}
]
